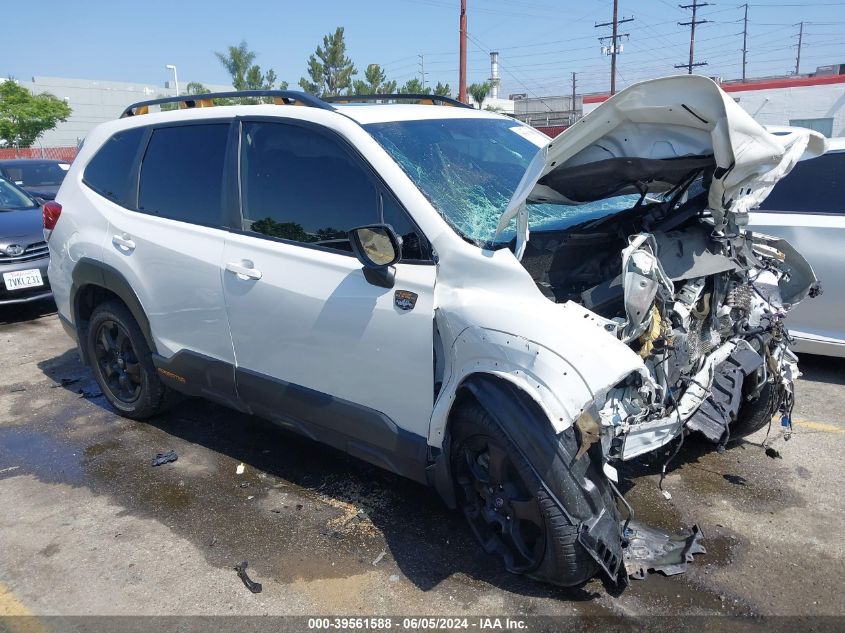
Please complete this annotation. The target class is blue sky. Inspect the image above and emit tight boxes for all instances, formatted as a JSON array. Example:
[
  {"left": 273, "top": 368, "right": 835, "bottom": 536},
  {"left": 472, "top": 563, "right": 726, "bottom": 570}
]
[{"left": 4, "top": 0, "right": 845, "bottom": 97}]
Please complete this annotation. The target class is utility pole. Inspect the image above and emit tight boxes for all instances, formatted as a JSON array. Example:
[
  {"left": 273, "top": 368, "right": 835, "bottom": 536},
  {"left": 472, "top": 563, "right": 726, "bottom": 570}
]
[
  {"left": 675, "top": 0, "right": 709, "bottom": 74},
  {"left": 418, "top": 54, "right": 426, "bottom": 91},
  {"left": 741, "top": 3, "right": 748, "bottom": 81},
  {"left": 795, "top": 21, "right": 804, "bottom": 75},
  {"left": 571, "top": 72, "right": 577, "bottom": 123},
  {"left": 595, "top": 0, "right": 634, "bottom": 95},
  {"left": 459, "top": 0, "right": 467, "bottom": 103}
]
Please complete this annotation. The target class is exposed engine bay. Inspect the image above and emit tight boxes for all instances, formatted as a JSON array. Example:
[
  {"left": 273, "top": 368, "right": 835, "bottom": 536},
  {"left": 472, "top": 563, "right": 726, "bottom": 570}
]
[{"left": 520, "top": 186, "right": 819, "bottom": 461}]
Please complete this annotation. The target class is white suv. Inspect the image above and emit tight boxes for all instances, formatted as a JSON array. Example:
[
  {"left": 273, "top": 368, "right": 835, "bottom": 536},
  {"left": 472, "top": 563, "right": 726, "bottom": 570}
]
[{"left": 47, "top": 76, "right": 820, "bottom": 587}]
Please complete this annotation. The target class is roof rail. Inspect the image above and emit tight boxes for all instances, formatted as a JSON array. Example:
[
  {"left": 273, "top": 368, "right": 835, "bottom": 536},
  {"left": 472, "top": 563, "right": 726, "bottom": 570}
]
[
  {"left": 120, "top": 90, "right": 334, "bottom": 118},
  {"left": 323, "top": 93, "right": 473, "bottom": 109}
]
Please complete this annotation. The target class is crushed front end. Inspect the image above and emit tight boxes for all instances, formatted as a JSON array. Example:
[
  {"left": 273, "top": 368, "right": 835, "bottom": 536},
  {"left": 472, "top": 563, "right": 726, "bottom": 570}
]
[{"left": 594, "top": 225, "right": 817, "bottom": 462}]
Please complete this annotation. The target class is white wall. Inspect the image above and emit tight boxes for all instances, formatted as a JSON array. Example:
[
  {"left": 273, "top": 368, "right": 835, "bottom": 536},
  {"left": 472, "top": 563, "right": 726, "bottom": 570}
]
[
  {"left": 19, "top": 76, "right": 232, "bottom": 147},
  {"left": 727, "top": 82, "right": 845, "bottom": 137},
  {"left": 466, "top": 96, "right": 515, "bottom": 113}
]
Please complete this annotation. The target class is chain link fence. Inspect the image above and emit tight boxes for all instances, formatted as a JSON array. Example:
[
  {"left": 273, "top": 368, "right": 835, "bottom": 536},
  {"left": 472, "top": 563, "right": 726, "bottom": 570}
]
[{"left": 0, "top": 147, "right": 78, "bottom": 162}]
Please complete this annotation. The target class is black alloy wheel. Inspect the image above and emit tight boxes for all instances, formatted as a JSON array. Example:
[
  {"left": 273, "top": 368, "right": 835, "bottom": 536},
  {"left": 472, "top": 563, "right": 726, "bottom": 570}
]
[
  {"left": 93, "top": 319, "right": 142, "bottom": 403},
  {"left": 455, "top": 435, "right": 546, "bottom": 573}
]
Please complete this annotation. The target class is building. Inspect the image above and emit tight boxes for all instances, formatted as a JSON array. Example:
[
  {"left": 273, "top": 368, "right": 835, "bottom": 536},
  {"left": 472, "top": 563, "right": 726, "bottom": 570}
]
[
  {"left": 582, "top": 65, "right": 845, "bottom": 137},
  {"left": 512, "top": 94, "right": 580, "bottom": 137},
  {"left": 17, "top": 76, "right": 232, "bottom": 147}
]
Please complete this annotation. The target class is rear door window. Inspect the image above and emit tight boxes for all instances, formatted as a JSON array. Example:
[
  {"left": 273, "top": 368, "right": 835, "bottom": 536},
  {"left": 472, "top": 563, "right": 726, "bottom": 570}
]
[
  {"left": 138, "top": 123, "right": 230, "bottom": 225},
  {"left": 83, "top": 127, "right": 145, "bottom": 206},
  {"left": 758, "top": 152, "right": 844, "bottom": 214}
]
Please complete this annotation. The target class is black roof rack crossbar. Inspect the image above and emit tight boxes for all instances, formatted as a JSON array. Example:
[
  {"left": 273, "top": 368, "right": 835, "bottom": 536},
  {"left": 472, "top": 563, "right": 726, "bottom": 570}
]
[
  {"left": 120, "top": 90, "right": 334, "bottom": 118},
  {"left": 323, "top": 93, "right": 473, "bottom": 109}
]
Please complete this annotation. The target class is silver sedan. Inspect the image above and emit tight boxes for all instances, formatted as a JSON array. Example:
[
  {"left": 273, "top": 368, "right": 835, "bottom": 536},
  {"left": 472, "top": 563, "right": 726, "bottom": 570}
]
[{"left": 749, "top": 137, "right": 845, "bottom": 357}]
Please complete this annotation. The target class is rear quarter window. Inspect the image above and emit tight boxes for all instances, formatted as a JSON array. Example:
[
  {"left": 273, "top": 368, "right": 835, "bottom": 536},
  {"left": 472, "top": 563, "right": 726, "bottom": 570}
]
[
  {"left": 138, "top": 123, "right": 229, "bottom": 226},
  {"left": 758, "top": 152, "right": 844, "bottom": 214},
  {"left": 83, "top": 127, "right": 145, "bottom": 206}
]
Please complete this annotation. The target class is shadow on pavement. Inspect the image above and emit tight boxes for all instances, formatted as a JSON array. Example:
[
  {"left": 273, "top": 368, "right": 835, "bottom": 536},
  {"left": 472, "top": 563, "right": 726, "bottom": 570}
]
[
  {"left": 36, "top": 346, "right": 602, "bottom": 603},
  {"left": 0, "top": 297, "right": 56, "bottom": 325},
  {"left": 796, "top": 353, "right": 845, "bottom": 386}
]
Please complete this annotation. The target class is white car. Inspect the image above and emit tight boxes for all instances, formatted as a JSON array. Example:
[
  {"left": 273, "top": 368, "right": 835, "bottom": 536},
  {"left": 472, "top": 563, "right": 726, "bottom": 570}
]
[
  {"left": 46, "top": 76, "right": 820, "bottom": 587},
  {"left": 749, "top": 136, "right": 844, "bottom": 357}
]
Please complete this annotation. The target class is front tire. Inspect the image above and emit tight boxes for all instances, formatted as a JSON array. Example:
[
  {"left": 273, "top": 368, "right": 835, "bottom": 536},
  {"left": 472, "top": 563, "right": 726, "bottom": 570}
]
[
  {"left": 731, "top": 379, "right": 778, "bottom": 439},
  {"left": 451, "top": 402, "right": 599, "bottom": 586},
  {"left": 86, "top": 301, "right": 169, "bottom": 419}
]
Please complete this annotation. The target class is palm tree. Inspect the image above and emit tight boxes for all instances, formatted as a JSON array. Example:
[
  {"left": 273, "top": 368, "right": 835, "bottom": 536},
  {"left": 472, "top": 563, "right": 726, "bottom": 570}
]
[{"left": 467, "top": 82, "right": 491, "bottom": 109}]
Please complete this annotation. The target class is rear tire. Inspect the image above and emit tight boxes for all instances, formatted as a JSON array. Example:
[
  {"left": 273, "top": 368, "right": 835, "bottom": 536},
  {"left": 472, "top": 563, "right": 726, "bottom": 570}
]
[
  {"left": 86, "top": 301, "right": 170, "bottom": 419},
  {"left": 451, "top": 401, "right": 599, "bottom": 587}
]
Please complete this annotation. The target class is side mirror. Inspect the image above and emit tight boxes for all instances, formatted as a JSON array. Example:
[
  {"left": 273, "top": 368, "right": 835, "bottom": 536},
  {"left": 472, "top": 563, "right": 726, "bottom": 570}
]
[{"left": 348, "top": 224, "right": 402, "bottom": 288}]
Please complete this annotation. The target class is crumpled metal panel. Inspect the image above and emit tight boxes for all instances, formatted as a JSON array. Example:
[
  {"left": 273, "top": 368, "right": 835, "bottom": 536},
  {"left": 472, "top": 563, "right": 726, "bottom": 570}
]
[{"left": 623, "top": 520, "right": 706, "bottom": 580}]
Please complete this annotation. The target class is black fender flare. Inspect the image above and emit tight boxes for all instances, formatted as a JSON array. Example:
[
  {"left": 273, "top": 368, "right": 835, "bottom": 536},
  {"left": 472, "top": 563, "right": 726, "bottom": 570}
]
[
  {"left": 435, "top": 372, "right": 624, "bottom": 582},
  {"left": 71, "top": 257, "right": 157, "bottom": 363}
]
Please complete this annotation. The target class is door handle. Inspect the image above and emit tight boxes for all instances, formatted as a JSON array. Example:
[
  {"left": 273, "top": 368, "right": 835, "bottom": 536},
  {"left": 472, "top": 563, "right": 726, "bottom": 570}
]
[
  {"left": 225, "top": 261, "right": 262, "bottom": 280},
  {"left": 112, "top": 234, "right": 136, "bottom": 251}
]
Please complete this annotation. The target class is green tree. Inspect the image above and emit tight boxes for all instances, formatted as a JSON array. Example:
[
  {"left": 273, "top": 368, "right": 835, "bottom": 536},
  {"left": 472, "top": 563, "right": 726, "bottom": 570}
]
[
  {"left": 352, "top": 64, "right": 397, "bottom": 95},
  {"left": 433, "top": 82, "right": 452, "bottom": 97},
  {"left": 398, "top": 78, "right": 430, "bottom": 95},
  {"left": 0, "top": 80, "right": 71, "bottom": 147},
  {"left": 185, "top": 82, "right": 210, "bottom": 95},
  {"left": 215, "top": 41, "right": 286, "bottom": 91},
  {"left": 468, "top": 81, "right": 491, "bottom": 109},
  {"left": 299, "top": 27, "right": 357, "bottom": 97}
]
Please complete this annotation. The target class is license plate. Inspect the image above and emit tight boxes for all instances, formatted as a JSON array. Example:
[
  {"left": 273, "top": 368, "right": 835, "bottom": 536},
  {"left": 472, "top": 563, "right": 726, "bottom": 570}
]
[{"left": 3, "top": 269, "right": 43, "bottom": 291}]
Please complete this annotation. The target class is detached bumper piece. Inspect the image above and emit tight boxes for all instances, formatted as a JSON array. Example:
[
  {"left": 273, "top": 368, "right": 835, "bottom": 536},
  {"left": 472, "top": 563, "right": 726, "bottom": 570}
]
[{"left": 623, "top": 520, "right": 705, "bottom": 580}]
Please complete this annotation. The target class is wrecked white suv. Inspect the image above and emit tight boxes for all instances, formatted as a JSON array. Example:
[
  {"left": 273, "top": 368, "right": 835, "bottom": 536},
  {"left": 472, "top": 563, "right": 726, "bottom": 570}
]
[{"left": 48, "top": 76, "right": 821, "bottom": 588}]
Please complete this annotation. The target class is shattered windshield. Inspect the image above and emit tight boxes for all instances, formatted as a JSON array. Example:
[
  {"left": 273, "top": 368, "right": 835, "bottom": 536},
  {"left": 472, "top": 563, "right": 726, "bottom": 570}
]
[{"left": 365, "top": 118, "right": 637, "bottom": 244}]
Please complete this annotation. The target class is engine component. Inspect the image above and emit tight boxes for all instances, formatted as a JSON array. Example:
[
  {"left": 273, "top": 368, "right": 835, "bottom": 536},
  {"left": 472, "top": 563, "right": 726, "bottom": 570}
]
[{"left": 620, "top": 234, "right": 674, "bottom": 343}]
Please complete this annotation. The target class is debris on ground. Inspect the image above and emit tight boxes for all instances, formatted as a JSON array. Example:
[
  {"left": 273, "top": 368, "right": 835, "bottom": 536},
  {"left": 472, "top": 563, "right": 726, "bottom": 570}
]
[
  {"left": 372, "top": 551, "right": 386, "bottom": 566},
  {"left": 236, "top": 463, "right": 245, "bottom": 475},
  {"left": 77, "top": 389, "right": 103, "bottom": 399},
  {"left": 661, "top": 489, "right": 672, "bottom": 500},
  {"left": 234, "top": 560, "right": 262, "bottom": 594},
  {"left": 0, "top": 466, "right": 21, "bottom": 474},
  {"left": 51, "top": 378, "right": 80, "bottom": 389},
  {"left": 150, "top": 451, "right": 178, "bottom": 467},
  {"left": 765, "top": 447, "right": 783, "bottom": 459},
  {"left": 624, "top": 520, "right": 706, "bottom": 580}
]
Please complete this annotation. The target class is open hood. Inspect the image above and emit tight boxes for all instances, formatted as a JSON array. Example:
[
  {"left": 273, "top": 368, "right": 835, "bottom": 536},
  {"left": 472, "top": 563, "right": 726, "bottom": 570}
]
[{"left": 497, "top": 75, "right": 826, "bottom": 258}]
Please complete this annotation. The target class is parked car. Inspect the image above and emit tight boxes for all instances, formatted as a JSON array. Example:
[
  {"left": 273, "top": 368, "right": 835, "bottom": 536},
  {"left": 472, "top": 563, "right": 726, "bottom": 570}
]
[
  {"left": 0, "top": 176, "right": 52, "bottom": 305},
  {"left": 0, "top": 159, "right": 71, "bottom": 201},
  {"left": 749, "top": 137, "right": 844, "bottom": 357},
  {"left": 47, "top": 76, "right": 819, "bottom": 588}
]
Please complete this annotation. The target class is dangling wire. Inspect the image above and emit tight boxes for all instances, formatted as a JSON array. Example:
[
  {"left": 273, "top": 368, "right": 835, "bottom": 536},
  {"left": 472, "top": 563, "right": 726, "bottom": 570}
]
[
  {"left": 608, "top": 478, "right": 634, "bottom": 542},
  {"left": 659, "top": 390, "right": 686, "bottom": 491},
  {"left": 659, "top": 429, "right": 685, "bottom": 491}
]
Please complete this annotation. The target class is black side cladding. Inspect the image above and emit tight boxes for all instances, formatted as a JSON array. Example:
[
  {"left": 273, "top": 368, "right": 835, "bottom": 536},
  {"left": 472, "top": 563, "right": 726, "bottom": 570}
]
[
  {"left": 686, "top": 347, "right": 764, "bottom": 443},
  {"left": 70, "top": 257, "right": 158, "bottom": 364},
  {"left": 459, "top": 374, "right": 624, "bottom": 581}
]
